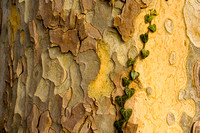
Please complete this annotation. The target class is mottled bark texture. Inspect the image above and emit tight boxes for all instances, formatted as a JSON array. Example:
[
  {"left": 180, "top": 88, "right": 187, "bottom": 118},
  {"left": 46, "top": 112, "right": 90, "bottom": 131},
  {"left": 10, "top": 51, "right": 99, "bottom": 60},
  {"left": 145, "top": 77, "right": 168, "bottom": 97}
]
[
  {"left": 1, "top": 0, "right": 200, "bottom": 132},
  {"left": 0, "top": 0, "right": 140, "bottom": 132}
]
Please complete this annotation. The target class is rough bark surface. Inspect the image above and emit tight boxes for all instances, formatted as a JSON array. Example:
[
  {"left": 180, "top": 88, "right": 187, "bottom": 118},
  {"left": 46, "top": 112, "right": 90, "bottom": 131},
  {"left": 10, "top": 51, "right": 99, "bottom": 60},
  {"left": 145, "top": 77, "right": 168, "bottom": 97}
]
[
  {"left": 0, "top": 0, "right": 200, "bottom": 133},
  {"left": 0, "top": 0, "right": 139, "bottom": 132}
]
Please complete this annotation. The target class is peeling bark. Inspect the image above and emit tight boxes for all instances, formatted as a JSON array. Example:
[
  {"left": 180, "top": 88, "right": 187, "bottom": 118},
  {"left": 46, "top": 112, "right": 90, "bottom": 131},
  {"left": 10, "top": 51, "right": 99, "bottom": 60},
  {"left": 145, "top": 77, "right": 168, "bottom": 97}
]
[{"left": 1, "top": 0, "right": 199, "bottom": 132}]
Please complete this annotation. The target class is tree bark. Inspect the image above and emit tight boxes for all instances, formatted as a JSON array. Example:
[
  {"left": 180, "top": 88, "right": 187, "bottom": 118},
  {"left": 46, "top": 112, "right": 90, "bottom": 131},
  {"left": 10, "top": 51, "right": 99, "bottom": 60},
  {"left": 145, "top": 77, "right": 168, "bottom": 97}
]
[{"left": 1, "top": 0, "right": 200, "bottom": 133}]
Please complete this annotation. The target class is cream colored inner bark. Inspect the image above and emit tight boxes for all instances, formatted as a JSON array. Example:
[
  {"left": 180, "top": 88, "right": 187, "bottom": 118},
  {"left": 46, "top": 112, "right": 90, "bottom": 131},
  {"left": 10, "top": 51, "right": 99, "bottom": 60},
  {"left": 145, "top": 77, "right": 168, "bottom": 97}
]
[
  {"left": 128, "top": 0, "right": 195, "bottom": 132},
  {"left": 88, "top": 0, "right": 196, "bottom": 132}
]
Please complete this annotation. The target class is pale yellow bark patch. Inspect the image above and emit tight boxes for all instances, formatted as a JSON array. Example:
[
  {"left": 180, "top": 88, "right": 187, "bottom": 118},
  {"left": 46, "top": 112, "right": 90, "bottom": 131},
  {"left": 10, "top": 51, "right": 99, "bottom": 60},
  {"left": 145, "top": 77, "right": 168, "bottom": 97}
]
[
  {"left": 88, "top": 42, "right": 114, "bottom": 99},
  {"left": 128, "top": 0, "right": 196, "bottom": 132},
  {"left": 9, "top": 5, "right": 20, "bottom": 41}
]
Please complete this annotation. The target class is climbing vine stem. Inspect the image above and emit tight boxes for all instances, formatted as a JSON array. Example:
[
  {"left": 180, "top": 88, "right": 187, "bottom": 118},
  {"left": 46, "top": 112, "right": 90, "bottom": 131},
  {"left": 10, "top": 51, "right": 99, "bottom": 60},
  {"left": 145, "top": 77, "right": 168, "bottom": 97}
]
[{"left": 114, "top": 9, "right": 158, "bottom": 133}]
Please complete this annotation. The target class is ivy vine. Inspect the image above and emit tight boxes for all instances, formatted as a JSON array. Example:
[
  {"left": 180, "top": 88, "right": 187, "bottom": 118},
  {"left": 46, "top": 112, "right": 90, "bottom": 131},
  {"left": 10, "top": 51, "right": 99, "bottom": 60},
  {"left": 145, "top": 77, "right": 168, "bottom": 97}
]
[
  {"left": 140, "top": 9, "right": 158, "bottom": 59},
  {"left": 114, "top": 9, "right": 158, "bottom": 133}
]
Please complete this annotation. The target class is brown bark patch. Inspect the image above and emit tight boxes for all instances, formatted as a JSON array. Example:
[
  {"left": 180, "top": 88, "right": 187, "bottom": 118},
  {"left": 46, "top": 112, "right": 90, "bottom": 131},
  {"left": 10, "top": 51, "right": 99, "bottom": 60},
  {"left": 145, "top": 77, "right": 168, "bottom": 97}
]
[
  {"left": 27, "top": 104, "right": 40, "bottom": 133},
  {"left": 61, "top": 103, "right": 85, "bottom": 132},
  {"left": 38, "top": 111, "right": 52, "bottom": 133},
  {"left": 49, "top": 29, "right": 80, "bottom": 56},
  {"left": 77, "top": 15, "right": 102, "bottom": 40},
  {"left": 80, "top": 0, "right": 96, "bottom": 14},
  {"left": 113, "top": 0, "right": 140, "bottom": 42},
  {"left": 80, "top": 37, "right": 97, "bottom": 52},
  {"left": 194, "top": 59, "right": 200, "bottom": 97}
]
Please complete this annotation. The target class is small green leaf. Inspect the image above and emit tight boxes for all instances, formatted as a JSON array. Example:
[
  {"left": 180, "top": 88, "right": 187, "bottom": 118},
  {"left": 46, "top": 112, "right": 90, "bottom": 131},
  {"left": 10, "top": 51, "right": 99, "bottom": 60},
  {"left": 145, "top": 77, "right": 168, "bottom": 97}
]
[
  {"left": 115, "top": 95, "right": 128, "bottom": 107},
  {"left": 130, "top": 70, "right": 140, "bottom": 81},
  {"left": 124, "top": 88, "right": 135, "bottom": 98},
  {"left": 127, "top": 58, "right": 136, "bottom": 67},
  {"left": 122, "top": 77, "right": 132, "bottom": 87},
  {"left": 140, "top": 33, "right": 148, "bottom": 44},
  {"left": 120, "top": 108, "right": 132, "bottom": 121},
  {"left": 114, "top": 119, "right": 125, "bottom": 133},
  {"left": 150, "top": 10, "right": 158, "bottom": 16},
  {"left": 148, "top": 24, "right": 156, "bottom": 32},
  {"left": 145, "top": 14, "right": 153, "bottom": 23},
  {"left": 141, "top": 49, "right": 150, "bottom": 59}
]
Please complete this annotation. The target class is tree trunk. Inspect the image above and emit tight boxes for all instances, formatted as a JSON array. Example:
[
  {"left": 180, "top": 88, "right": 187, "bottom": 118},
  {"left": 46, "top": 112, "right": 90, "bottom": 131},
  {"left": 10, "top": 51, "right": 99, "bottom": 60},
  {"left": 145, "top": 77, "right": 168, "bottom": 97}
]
[{"left": 1, "top": 0, "right": 200, "bottom": 133}]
